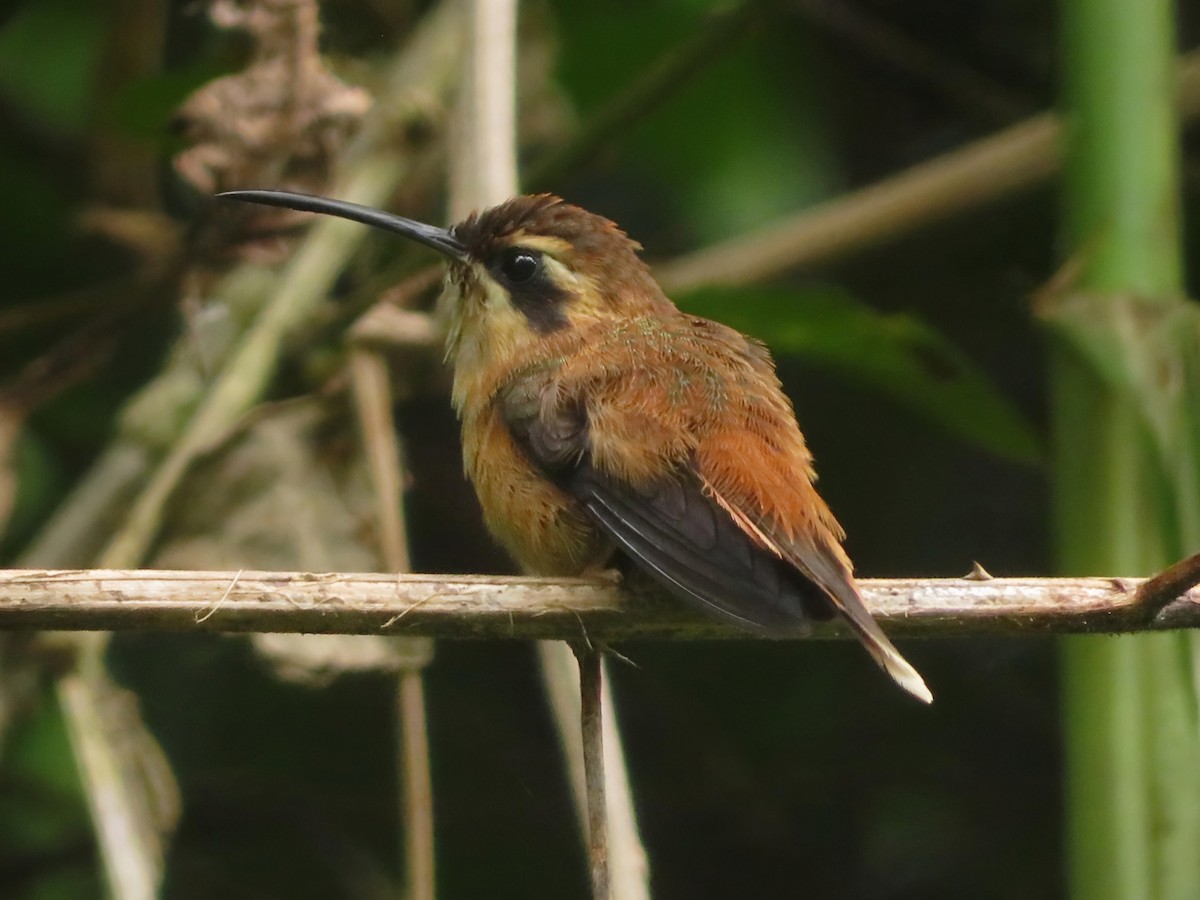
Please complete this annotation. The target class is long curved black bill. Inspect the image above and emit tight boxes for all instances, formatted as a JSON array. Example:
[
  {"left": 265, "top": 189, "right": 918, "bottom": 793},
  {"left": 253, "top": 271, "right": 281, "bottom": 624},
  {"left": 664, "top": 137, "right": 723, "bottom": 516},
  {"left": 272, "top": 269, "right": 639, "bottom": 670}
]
[{"left": 217, "top": 189, "right": 468, "bottom": 262}]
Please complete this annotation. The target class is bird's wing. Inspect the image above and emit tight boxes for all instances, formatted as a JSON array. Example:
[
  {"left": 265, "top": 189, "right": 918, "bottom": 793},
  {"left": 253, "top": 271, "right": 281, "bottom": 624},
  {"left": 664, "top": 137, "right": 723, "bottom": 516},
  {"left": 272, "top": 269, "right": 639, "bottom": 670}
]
[
  {"left": 499, "top": 325, "right": 822, "bottom": 633},
  {"left": 569, "top": 463, "right": 822, "bottom": 633}
]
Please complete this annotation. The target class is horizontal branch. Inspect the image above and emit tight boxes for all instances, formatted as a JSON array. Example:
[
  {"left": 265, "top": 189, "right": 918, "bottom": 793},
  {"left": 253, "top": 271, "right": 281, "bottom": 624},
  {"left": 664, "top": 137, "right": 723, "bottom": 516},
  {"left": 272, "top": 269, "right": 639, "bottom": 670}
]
[{"left": 0, "top": 569, "right": 1196, "bottom": 640}]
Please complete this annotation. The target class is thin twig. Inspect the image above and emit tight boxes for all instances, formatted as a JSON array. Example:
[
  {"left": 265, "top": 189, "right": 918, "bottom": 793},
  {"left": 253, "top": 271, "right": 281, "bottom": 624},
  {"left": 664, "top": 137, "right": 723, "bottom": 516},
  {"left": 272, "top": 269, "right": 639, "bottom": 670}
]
[
  {"left": 654, "top": 49, "right": 1200, "bottom": 292},
  {"left": 572, "top": 643, "right": 609, "bottom": 900},
  {"left": 397, "top": 667, "right": 435, "bottom": 900},
  {"left": 0, "top": 569, "right": 1197, "bottom": 638},
  {"left": 350, "top": 350, "right": 412, "bottom": 573},
  {"left": 1136, "top": 551, "right": 1200, "bottom": 622},
  {"left": 656, "top": 112, "right": 1058, "bottom": 291},
  {"left": 57, "top": 673, "right": 156, "bottom": 900},
  {"left": 57, "top": 669, "right": 178, "bottom": 900},
  {"left": 350, "top": 338, "right": 435, "bottom": 900}
]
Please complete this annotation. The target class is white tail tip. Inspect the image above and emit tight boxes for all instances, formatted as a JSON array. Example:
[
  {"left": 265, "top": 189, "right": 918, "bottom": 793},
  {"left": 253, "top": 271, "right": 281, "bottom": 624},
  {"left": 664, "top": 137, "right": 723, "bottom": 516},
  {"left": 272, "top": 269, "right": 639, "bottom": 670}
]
[{"left": 885, "top": 653, "right": 933, "bottom": 704}]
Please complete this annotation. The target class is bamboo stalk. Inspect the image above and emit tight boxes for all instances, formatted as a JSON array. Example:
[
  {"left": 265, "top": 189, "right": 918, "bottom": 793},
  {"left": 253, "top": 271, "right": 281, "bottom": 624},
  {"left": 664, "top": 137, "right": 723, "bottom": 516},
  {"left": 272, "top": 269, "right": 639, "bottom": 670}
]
[{"left": 1052, "top": 0, "right": 1200, "bottom": 898}]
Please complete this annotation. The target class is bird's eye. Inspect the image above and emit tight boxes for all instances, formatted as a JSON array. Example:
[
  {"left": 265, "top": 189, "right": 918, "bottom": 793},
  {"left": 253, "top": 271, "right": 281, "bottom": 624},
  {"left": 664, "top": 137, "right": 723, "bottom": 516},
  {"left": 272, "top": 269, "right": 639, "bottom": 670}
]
[{"left": 498, "top": 248, "right": 541, "bottom": 284}]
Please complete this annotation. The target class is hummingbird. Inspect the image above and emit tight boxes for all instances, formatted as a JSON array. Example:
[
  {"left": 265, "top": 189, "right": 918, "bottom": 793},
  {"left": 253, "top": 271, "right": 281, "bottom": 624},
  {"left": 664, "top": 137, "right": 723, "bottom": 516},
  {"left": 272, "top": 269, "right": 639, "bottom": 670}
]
[{"left": 219, "top": 189, "right": 932, "bottom": 703}]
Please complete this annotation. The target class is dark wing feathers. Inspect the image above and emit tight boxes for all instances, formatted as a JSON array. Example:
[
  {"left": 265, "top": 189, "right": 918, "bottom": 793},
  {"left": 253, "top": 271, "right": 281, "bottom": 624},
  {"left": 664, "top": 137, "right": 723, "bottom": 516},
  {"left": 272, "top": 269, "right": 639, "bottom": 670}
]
[
  {"left": 572, "top": 466, "right": 821, "bottom": 634},
  {"left": 500, "top": 350, "right": 932, "bottom": 703},
  {"left": 504, "top": 383, "right": 823, "bottom": 634}
]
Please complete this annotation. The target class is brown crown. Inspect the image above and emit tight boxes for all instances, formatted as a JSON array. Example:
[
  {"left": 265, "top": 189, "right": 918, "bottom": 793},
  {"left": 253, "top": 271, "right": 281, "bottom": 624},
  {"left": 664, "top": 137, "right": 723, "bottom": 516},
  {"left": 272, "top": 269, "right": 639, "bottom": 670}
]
[{"left": 453, "top": 195, "right": 643, "bottom": 262}]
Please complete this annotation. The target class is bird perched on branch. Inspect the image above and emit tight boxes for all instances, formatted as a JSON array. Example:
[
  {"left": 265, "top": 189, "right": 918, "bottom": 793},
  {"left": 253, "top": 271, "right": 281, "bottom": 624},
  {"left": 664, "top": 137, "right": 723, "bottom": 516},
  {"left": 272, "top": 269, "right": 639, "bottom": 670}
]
[{"left": 219, "top": 189, "right": 932, "bottom": 703}]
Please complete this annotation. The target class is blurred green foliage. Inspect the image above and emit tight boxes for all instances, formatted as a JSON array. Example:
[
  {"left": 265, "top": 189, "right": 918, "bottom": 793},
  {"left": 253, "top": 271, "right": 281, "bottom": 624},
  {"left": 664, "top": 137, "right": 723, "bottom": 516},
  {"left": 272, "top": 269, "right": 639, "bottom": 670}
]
[
  {"left": 0, "top": 0, "right": 102, "bottom": 131},
  {"left": 681, "top": 285, "right": 1041, "bottom": 463}
]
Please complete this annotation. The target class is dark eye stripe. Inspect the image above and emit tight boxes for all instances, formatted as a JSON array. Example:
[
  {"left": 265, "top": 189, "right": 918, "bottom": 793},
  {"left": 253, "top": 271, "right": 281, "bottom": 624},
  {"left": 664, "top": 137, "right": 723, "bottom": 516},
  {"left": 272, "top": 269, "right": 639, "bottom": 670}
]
[{"left": 489, "top": 247, "right": 569, "bottom": 334}]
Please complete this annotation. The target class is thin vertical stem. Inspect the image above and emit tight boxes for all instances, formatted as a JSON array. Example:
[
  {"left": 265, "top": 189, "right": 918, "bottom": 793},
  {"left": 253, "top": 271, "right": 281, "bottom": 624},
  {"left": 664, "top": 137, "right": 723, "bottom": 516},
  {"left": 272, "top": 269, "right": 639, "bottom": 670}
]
[
  {"left": 351, "top": 345, "right": 435, "bottom": 899},
  {"left": 57, "top": 669, "right": 177, "bottom": 900},
  {"left": 398, "top": 668, "right": 435, "bottom": 900},
  {"left": 350, "top": 349, "right": 412, "bottom": 574},
  {"left": 573, "top": 644, "right": 609, "bottom": 900}
]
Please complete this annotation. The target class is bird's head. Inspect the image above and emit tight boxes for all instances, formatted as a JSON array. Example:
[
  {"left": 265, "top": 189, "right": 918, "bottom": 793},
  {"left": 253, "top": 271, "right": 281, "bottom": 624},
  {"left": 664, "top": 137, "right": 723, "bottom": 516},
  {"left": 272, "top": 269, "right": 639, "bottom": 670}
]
[{"left": 219, "top": 190, "right": 673, "bottom": 403}]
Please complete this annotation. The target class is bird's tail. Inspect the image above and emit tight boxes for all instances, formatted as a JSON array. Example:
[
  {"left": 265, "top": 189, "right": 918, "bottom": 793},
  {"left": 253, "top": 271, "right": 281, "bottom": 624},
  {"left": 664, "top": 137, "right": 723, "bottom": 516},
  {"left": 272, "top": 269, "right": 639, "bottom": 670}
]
[{"left": 827, "top": 585, "right": 933, "bottom": 704}]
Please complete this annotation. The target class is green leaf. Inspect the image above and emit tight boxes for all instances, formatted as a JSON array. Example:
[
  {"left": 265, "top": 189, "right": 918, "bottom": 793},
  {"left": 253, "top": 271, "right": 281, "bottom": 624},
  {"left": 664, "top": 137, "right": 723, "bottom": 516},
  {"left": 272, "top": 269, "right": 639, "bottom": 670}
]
[
  {"left": 0, "top": 685, "right": 91, "bottom": 858},
  {"left": 678, "top": 286, "right": 1042, "bottom": 465},
  {"left": 109, "top": 64, "right": 229, "bottom": 142},
  {"left": 0, "top": 0, "right": 103, "bottom": 133}
]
